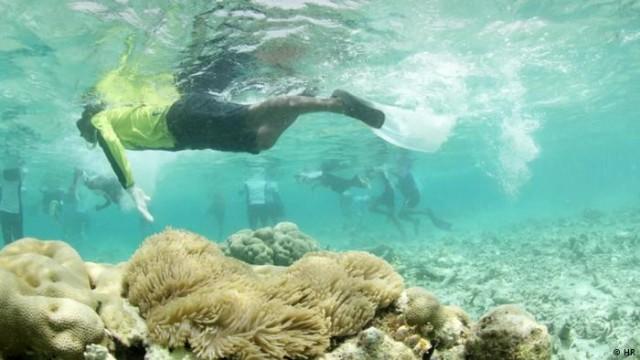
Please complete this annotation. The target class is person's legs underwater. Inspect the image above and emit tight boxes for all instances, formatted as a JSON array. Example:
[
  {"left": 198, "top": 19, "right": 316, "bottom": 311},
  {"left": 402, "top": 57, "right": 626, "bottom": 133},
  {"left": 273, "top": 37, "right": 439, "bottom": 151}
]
[
  {"left": 1, "top": 211, "right": 17, "bottom": 245},
  {"left": 16, "top": 209, "right": 23, "bottom": 240},
  {"left": 398, "top": 197, "right": 422, "bottom": 235},
  {"left": 369, "top": 195, "right": 406, "bottom": 238},
  {"left": 248, "top": 204, "right": 270, "bottom": 229},
  {"left": 247, "top": 91, "right": 385, "bottom": 151}
]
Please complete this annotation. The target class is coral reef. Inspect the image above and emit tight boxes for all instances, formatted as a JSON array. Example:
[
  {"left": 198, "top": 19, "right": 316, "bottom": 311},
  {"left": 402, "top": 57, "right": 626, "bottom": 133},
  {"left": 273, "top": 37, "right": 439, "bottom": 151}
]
[
  {"left": 84, "top": 344, "right": 116, "bottom": 360},
  {"left": 0, "top": 239, "right": 105, "bottom": 359},
  {"left": 0, "top": 221, "right": 564, "bottom": 360},
  {"left": 398, "top": 287, "right": 443, "bottom": 328},
  {"left": 86, "top": 262, "right": 148, "bottom": 347},
  {"left": 123, "top": 228, "right": 403, "bottom": 360},
  {"left": 394, "top": 206, "right": 640, "bottom": 359},
  {"left": 320, "top": 327, "right": 417, "bottom": 360},
  {"left": 223, "top": 222, "right": 320, "bottom": 265},
  {"left": 466, "top": 305, "right": 551, "bottom": 360},
  {"left": 275, "top": 251, "right": 404, "bottom": 337},
  {"left": 0, "top": 239, "right": 148, "bottom": 360},
  {"left": 388, "top": 287, "right": 471, "bottom": 358},
  {"left": 144, "top": 344, "right": 196, "bottom": 360},
  {"left": 0, "top": 238, "right": 96, "bottom": 308}
]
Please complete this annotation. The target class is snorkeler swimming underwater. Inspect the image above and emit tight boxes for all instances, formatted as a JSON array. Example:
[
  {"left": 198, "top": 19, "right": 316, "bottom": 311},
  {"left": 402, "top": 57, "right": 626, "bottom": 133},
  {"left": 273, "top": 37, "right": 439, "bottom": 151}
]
[{"left": 77, "top": 64, "right": 384, "bottom": 222}]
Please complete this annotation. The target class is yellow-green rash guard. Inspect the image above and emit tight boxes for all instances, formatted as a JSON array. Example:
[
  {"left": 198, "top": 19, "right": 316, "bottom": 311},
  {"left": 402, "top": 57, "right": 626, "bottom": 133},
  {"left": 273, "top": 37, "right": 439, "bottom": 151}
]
[{"left": 91, "top": 105, "right": 176, "bottom": 189}]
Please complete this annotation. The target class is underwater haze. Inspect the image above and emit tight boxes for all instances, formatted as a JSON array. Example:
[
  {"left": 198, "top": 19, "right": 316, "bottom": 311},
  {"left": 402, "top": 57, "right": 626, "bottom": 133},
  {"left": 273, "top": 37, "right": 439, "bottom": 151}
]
[{"left": 1, "top": 0, "right": 640, "bottom": 358}]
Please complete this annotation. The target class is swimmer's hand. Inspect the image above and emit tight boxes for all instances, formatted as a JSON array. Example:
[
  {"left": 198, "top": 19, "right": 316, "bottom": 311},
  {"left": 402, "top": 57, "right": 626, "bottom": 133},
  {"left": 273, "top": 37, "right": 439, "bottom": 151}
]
[{"left": 127, "top": 186, "right": 154, "bottom": 222}]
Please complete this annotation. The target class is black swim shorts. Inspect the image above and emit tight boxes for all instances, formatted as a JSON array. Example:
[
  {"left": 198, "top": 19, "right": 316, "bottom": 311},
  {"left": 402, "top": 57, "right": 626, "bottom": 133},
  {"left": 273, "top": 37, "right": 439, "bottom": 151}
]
[{"left": 166, "top": 93, "right": 259, "bottom": 153}]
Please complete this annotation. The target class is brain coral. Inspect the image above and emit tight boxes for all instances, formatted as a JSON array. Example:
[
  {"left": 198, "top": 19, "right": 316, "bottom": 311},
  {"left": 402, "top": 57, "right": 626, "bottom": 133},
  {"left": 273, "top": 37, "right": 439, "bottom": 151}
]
[
  {"left": 397, "top": 287, "right": 443, "bottom": 328},
  {"left": 0, "top": 239, "right": 104, "bottom": 359},
  {"left": 124, "top": 228, "right": 404, "bottom": 360}
]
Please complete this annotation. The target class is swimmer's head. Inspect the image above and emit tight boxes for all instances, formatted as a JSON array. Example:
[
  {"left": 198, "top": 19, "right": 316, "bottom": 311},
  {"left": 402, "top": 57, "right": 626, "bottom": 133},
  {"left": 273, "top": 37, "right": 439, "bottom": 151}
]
[{"left": 76, "top": 102, "right": 104, "bottom": 144}]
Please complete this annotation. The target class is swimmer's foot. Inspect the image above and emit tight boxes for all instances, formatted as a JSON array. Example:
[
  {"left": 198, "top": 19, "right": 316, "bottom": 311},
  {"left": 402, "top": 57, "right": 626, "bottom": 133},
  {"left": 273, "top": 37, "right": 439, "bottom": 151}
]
[{"left": 332, "top": 89, "right": 385, "bottom": 129}]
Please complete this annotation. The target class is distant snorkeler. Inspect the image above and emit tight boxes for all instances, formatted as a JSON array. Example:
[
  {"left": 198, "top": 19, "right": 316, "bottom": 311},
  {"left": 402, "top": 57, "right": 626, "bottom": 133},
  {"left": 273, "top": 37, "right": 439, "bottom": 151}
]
[
  {"left": 265, "top": 179, "right": 285, "bottom": 225},
  {"left": 241, "top": 171, "right": 270, "bottom": 229},
  {"left": 77, "top": 78, "right": 384, "bottom": 223},
  {"left": 207, "top": 191, "right": 226, "bottom": 239},
  {"left": 295, "top": 160, "right": 370, "bottom": 195},
  {"left": 42, "top": 169, "right": 90, "bottom": 242},
  {"left": 1, "top": 163, "right": 25, "bottom": 245},
  {"left": 394, "top": 158, "right": 452, "bottom": 234},
  {"left": 40, "top": 186, "right": 65, "bottom": 220},
  {"left": 76, "top": 169, "right": 126, "bottom": 211},
  {"left": 367, "top": 167, "right": 406, "bottom": 237}
]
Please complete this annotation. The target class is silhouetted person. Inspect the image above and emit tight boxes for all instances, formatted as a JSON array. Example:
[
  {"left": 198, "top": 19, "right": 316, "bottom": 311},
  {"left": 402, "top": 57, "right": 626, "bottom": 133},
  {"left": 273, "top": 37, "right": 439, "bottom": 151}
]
[
  {"left": 1, "top": 166, "right": 24, "bottom": 245},
  {"left": 208, "top": 191, "right": 226, "bottom": 239}
]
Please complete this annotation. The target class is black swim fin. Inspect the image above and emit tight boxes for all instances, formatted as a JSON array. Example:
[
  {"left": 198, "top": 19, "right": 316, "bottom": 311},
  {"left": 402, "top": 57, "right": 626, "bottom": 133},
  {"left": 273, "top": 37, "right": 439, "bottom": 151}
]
[{"left": 332, "top": 89, "right": 385, "bottom": 129}]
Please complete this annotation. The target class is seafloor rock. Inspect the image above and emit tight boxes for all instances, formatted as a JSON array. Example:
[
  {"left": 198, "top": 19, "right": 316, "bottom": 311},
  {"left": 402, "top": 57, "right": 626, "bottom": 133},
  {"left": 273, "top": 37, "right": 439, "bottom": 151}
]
[
  {"left": 0, "top": 239, "right": 105, "bottom": 359},
  {"left": 223, "top": 221, "right": 320, "bottom": 265},
  {"left": 320, "top": 327, "right": 417, "bottom": 360},
  {"left": 466, "top": 305, "right": 551, "bottom": 360},
  {"left": 123, "top": 228, "right": 404, "bottom": 360},
  {"left": 373, "top": 287, "right": 471, "bottom": 359}
]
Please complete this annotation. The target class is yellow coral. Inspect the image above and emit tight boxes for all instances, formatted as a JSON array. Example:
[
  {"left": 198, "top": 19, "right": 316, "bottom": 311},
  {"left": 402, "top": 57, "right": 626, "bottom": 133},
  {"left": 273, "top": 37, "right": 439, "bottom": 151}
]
[
  {"left": 399, "top": 287, "right": 442, "bottom": 328},
  {"left": 124, "top": 228, "right": 251, "bottom": 315},
  {"left": 124, "top": 229, "right": 405, "bottom": 360},
  {"left": 125, "top": 229, "right": 330, "bottom": 360},
  {"left": 0, "top": 269, "right": 104, "bottom": 359},
  {"left": 0, "top": 239, "right": 106, "bottom": 359},
  {"left": 0, "top": 238, "right": 96, "bottom": 308},
  {"left": 280, "top": 251, "right": 403, "bottom": 337}
]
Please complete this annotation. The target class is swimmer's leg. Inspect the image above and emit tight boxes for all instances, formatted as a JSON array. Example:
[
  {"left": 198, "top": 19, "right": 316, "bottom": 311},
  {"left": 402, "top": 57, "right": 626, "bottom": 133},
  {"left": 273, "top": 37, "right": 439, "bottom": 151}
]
[
  {"left": 399, "top": 206, "right": 421, "bottom": 235},
  {"left": 247, "top": 92, "right": 385, "bottom": 151},
  {"left": 369, "top": 199, "right": 406, "bottom": 238}
]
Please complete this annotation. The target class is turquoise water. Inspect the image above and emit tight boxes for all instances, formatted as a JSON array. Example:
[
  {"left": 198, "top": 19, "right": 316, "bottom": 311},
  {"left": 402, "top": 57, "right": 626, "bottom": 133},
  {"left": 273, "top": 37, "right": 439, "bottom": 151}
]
[
  {"left": 1, "top": 0, "right": 639, "bottom": 257},
  {"left": 2, "top": 0, "right": 640, "bottom": 358},
  {"left": 2, "top": 0, "right": 639, "bottom": 259}
]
